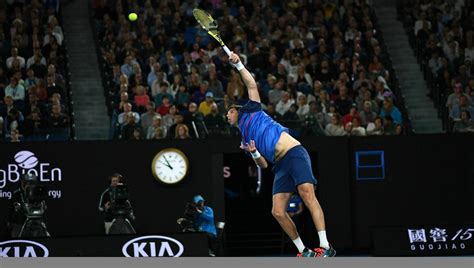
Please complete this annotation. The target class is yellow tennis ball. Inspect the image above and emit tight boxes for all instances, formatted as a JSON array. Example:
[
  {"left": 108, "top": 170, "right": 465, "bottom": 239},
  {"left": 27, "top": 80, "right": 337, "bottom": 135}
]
[{"left": 128, "top": 13, "right": 138, "bottom": 21}]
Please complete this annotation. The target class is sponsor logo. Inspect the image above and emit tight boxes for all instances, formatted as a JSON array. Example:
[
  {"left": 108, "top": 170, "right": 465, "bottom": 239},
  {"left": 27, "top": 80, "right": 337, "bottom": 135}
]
[
  {"left": 122, "top": 235, "right": 184, "bottom": 257},
  {"left": 0, "top": 151, "right": 63, "bottom": 189},
  {"left": 407, "top": 228, "right": 474, "bottom": 252},
  {"left": 0, "top": 240, "right": 49, "bottom": 257}
]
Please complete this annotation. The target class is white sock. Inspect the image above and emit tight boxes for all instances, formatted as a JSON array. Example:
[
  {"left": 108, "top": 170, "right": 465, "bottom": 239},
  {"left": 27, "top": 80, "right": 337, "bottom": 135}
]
[
  {"left": 292, "top": 237, "right": 306, "bottom": 253},
  {"left": 318, "top": 231, "right": 330, "bottom": 249}
]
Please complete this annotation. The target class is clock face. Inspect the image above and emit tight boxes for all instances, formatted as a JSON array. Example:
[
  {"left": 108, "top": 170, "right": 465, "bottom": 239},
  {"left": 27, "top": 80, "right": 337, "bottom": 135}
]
[{"left": 152, "top": 149, "right": 189, "bottom": 184}]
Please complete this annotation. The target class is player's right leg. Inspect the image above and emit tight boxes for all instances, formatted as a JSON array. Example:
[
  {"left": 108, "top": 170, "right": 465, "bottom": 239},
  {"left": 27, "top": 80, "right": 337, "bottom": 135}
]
[{"left": 271, "top": 192, "right": 297, "bottom": 239}]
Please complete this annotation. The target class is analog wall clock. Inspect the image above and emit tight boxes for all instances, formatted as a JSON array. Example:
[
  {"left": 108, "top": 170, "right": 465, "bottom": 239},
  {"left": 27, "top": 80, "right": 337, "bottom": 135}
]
[{"left": 151, "top": 148, "right": 189, "bottom": 184}]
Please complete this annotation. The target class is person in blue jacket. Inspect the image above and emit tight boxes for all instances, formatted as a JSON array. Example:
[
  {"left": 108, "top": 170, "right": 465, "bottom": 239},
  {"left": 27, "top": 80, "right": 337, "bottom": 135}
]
[{"left": 193, "top": 195, "right": 217, "bottom": 256}]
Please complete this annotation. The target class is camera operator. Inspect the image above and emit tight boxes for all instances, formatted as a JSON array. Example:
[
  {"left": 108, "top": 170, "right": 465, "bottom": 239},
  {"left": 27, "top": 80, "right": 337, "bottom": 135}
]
[
  {"left": 192, "top": 195, "right": 217, "bottom": 256},
  {"left": 7, "top": 173, "right": 49, "bottom": 238},
  {"left": 7, "top": 176, "right": 29, "bottom": 237},
  {"left": 98, "top": 173, "right": 136, "bottom": 234}
]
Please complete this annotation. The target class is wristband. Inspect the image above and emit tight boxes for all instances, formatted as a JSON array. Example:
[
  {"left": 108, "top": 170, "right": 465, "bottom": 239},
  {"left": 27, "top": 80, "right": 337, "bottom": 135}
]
[
  {"left": 250, "top": 150, "right": 261, "bottom": 159},
  {"left": 233, "top": 61, "right": 244, "bottom": 71}
]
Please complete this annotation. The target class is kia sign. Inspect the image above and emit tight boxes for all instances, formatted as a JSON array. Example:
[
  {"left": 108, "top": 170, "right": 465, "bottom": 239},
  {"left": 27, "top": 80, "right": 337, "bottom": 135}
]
[
  {"left": 0, "top": 240, "right": 49, "bottom": 257},
  {"left": 0, "top": 233, "right": 207, "bottom": 256},
  {"left": 372, "top": 224, "right": 474, "bottom": 256},
  {"left": 122, "top": 235, "right": 185, "bottom": 257}
]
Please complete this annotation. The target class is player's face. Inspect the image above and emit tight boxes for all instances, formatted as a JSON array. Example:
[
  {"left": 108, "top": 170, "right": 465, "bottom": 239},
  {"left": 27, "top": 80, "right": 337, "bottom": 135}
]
[{"left": 226, "top": 108, "right": 238, "bottom": 125}]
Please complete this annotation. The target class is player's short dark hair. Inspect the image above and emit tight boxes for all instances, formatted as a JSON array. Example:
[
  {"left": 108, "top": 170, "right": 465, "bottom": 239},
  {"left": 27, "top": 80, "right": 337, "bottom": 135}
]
[{"left": 228, "top": 104, "right": 243, "bottom": 112}]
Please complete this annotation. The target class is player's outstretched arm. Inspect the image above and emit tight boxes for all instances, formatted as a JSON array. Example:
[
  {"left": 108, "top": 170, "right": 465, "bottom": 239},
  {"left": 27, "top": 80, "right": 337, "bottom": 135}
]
[{"left": 229, "top": 52, "right": 260, "bottom": 103}]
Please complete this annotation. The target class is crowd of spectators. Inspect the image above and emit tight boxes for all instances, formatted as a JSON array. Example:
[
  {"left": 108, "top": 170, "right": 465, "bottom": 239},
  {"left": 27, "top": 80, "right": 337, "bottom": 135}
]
[
  {"left": 0, "top": 0, "right": 72, "bottom": 142},
  {"left": 400, "top": 0, "right": 474, "bottom": 133},
  {"left": 93, "top": 0, "right": 408, "bottom": 140}
]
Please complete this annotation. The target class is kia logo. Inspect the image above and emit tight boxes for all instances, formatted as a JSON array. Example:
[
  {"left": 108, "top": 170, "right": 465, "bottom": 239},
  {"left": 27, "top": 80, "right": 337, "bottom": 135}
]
[
  {"left": 122, "top": 235, "right": 184, "bottom": 257},
  {"left": 0, "top": 240, "right": 49, "bottom": 257}
]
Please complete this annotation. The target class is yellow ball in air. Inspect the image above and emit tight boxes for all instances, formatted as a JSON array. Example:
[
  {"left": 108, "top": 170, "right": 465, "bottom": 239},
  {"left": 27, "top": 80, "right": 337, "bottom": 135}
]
[{"left": 128, "top": 13, "right": 138, "bottom": 21}]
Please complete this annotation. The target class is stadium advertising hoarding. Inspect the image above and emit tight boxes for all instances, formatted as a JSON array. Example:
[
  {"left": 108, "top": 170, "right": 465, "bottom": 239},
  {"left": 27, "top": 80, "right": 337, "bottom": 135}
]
[
  {"left": 0, "top": 233, "right": 208, "bottom": 257},
  {"left": 372, "top": 224, "right": 474, "bottom": 256}
]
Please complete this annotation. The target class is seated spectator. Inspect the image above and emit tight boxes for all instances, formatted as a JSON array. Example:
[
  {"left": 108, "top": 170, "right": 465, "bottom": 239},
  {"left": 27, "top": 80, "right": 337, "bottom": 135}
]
[
  {"left": 5, "top": 77, "right": 26, "bottom": 104},
  {"left": 208, "top": 72, "right": 225, "bottom": 99},
  {"left": 217, "top": 94, "right": 232, "bottom": 116},
  {"left": 4, "top": 108, "right": 24, "bottom": 138},
  {"left": 140, "top": 102, "right": 158, "bottom": 131},
  {"left": 24, "top": 68, "right": 37, "bottom": 89},
  {"left": 46, "top": 74, "right": 65, "bottom": 98},
  {"left": 334, "top": 86, "right": 353, "bottom": 116},
  {"left": 46, "top": 104, "right": 70, "bottom": 129},
  {"left": 283, "top": 104, "right": 300, "bottom": 122},
  {"left": 6, "top": 48, "right": 25, "bottom": 70},
  {"left": 121, "top": 56, "right": 136, "bottom": 79},
  {"left": 191, "top": 82, "right": 209, "bottom": 105},
  {"left": 276, "top": 91, "right": 295, "bottom": 116},
  {"left": 168, "top": 114, "right": 184, "bottom": 139},
  {"left": 23, "top": 108, "right": 45, "bottom": 139},
  {"left": 133, "top": 85, "right": 150, "bottom": 112},
  {"left": 359, "top": 101, "right": 378, "bottom": 127},
  {"left": 0, "top": 96, "right": 16, "bottom": 118},
  {"left": 162, "top": 105, "right": 177, "bottom": 130},
  {"left": 183, "top": 102, "right": 206, "bottom": 139},
  {"left": 296, "top": 94, "right": 310, "bottom": 120},
  {"left": 175, "top": 85, "right": 190, "bottom": 112},
  {"left": 450, "top": 95, "right": 474, "bottom": 120},
  {"left": 45, "top": 93, "right": 66, "bottom": 114},
  {"left": 446, "top": 83, "right": 472, "bottom": 111},
  {"left": 174, "top": 123, "right": 191, "bottom": 139},
  {"left": 325, "top": 114, "right": 346, "bottom": 136},
  {"left": 121, "top": 115, "right": 142, "bottom": 140},
  {"left": 118, "top": 103, "right": 140, "bottom": 126},
  {"left": 8, "top": 129, "right": 22, "bottom": 143},
  {"left": 342, "top": 105, "right": 360, "bottom": 126},
  {"left": 383, "top": 115, "right": 396, "bottom": 135},
  {"left": 380, "top": 98, "right": 402, "bottom": 124},
  {"left": 154, "top": 83, "right": 174, "bottom": 107},
  {"left": 366, "top": 116, "right": 384, "bottom": 136},
  {"left": 146, "top": 115, "right": 167, "bottom": 140},
  {"left": 394, "top": 124, "right": 404, "bottom": 135},
  {"left": 265, "top": 103, "right": 283, "bottom": 121},
  {"left": 204, "top": 103, "right": 226, "bottom": 137},
  {"left": 268, "top": 80, "right": 284, "bottom": 105},
  {"left": 198, "top": 92, "right": 216, "bottom": 117},
  {"left": 368, "top": 55, "right": 385, "bottom": 75},
  {"left": 453, "top": 111, "right": 474, "bottom": 133},
  {"left": 131, "top": 128, "right": 144, "bottom": 140},
  {"left": 32, "top": 82, "right": 49, "bottom": 102},
  {"left": 349, "top": 117, "right": 366, "bottom": 136},
  {"left": 115, "top": 91, "right": 130, "bottom": 114},
  {"left": 27, "top": 48, "right": 47, "bottom": 69},
  {"left": 226, "top": 70, "right": 244, "bottom": 102},
  {"left": 156, "top": 95, "right": 172, "bottom": 116}
]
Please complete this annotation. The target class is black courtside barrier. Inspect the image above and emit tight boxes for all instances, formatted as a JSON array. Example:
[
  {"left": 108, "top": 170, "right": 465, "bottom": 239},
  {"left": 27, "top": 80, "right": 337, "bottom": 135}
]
[
  {"left": 0, "top": 135, "right": 473, "bottom": 256},
  {"left": 0, "top": 233, "right": 208, "bottom": 257}
]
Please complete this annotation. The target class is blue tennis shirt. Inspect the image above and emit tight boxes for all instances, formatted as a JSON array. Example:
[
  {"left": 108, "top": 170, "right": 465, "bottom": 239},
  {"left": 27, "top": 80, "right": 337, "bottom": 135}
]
[{"left": 238, "top": 100, "right": 288, "bottom": 163}]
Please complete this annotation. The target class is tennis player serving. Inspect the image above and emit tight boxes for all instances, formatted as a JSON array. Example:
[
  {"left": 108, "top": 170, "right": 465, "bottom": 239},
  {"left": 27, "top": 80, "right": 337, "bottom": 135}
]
[{"left": 226, "top": 52, "right": 336, "bottom": 258}]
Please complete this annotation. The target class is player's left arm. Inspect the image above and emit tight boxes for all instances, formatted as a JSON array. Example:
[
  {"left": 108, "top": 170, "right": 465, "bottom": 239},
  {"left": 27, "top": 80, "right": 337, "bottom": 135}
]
[{"left": 241, "top": 140, "right": 268, "bottom": 169}]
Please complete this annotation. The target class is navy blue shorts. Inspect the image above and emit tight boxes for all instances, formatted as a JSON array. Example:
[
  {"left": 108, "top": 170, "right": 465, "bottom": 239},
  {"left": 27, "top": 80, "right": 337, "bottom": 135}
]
[{"left": 272, "top": 145, "right": 317, "bottom": 195}]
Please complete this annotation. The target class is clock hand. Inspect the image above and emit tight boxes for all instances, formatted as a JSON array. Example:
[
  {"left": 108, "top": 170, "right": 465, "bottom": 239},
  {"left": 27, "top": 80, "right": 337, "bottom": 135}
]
[
  {"left": 163, "top": 155, "right": 173, "bottom": 170},
  {"left": 159, "top": 160, "right": 172, "bottom": 169}
]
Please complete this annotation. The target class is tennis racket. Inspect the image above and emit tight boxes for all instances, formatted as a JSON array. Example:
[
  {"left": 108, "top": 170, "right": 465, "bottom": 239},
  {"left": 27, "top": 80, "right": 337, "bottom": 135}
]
[{"left": 193, "top": 8, "right": 232, "bottom": 56}]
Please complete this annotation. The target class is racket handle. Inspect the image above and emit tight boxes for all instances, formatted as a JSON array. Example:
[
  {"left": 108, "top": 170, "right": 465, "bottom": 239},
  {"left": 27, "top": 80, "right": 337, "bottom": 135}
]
[{"left": 222, "top": 45, "right": 232, "bottom": 56}]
